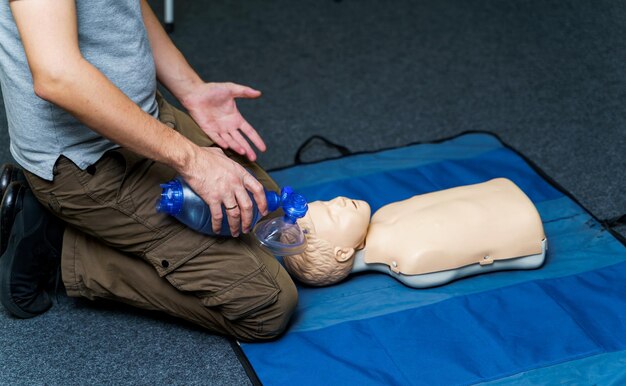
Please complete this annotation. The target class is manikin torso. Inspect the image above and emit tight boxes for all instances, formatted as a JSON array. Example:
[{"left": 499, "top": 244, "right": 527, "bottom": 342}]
[
  {"left": 363, "top": 178, "right": 545, "bottom": 276},
  {"left": 285, "top": 178, "right": 547, "bottom": 288}
]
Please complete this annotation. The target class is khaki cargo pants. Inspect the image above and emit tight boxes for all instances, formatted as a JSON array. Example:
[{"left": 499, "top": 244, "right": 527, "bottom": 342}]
[{"left": 24, "top": 96, "right": 298, "bottom": 341}]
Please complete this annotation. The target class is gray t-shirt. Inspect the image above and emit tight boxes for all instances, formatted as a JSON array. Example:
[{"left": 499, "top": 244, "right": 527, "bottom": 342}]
[{"left": 0, "top": 0, "right": 159, "bottom": 180}]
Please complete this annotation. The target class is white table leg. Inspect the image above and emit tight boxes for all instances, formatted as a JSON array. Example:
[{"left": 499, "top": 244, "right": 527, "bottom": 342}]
[{"left": 164, "top": 0, "right": 174, "bottom": 32}]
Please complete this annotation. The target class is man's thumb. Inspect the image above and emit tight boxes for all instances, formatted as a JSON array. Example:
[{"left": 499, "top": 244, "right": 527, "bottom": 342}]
[{"left": 231, "top": 83, "right": 262, "bottom": 98}]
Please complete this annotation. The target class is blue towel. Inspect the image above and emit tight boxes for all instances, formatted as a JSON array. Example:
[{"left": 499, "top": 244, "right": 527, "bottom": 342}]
[{"left": 239, "top": 133, "right": 626, "bottom": 386}]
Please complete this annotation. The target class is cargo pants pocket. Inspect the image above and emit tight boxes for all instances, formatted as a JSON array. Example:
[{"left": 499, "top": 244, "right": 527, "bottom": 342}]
[
  {"left": 74, "top": 148, "right": 150, "bottom": 209},
  {"left": 201, "top": 265, "right": 280, "bottom": 321},
  {"left": 163, "top": 235, "right": 281, "bottom": 321}
]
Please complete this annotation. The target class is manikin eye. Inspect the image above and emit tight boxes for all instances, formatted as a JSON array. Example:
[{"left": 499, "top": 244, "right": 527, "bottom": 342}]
[{"left": 351, "top": 200, "right": 358, "bottom": 209}]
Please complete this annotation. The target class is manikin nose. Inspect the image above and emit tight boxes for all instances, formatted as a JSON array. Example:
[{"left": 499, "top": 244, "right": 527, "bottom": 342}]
[{"left": 330, "top": 197, "right": 347, "bottom": 207}]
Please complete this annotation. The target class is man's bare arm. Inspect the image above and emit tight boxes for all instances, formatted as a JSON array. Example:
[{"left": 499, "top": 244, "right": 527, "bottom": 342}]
[{"left": 10, "top": 0, "right": 266, "bottom": 235}]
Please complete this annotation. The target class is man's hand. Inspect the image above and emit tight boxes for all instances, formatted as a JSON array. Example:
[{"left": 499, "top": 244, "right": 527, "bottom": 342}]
[
  {"left": 180, "top": 146, "right": 268, "bottom": 236},
  {"left": 141, "top": 2, "right": 266, "bottom": 161},
  {"left": 182, "top": 82, "right": 267, "bottom": 162}
]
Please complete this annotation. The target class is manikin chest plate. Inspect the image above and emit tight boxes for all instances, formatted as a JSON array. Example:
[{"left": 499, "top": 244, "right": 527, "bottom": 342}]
[{"left": 363, "top": 178, "right": 546, "bottom": 275}]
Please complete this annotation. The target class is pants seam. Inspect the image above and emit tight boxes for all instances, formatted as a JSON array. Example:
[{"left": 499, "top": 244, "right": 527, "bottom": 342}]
[{"left": 62, "top": 232, "right": 81, "bottom": 297}]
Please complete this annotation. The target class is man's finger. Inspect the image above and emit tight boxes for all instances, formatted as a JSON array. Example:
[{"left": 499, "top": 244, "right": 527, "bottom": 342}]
[
  {"left": 243, "top": 173, "right": 268, "bottom": 216},
  {"left": 224, "top": 132, "right": 246, "bottom": 155},
  {"left": 230, "top": 129, "right": 257, "bottom": 162},
  {"left": 206, "top": 131, "right": 229, "bottom": 149},
  {"left": 209, "top": 201, "right": 224, "bottom": 234},
  {"left": 240, "top": 121, "right": 267, "bottom": 153},
  {"left": 223, "top": 196, "right": 241, "bottom": 237},
  {"left": 235, "top": 188, "right": 254, "bottom": 233}
]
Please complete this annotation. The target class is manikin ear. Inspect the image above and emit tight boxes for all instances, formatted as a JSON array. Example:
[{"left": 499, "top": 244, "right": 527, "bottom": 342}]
[{"left": 334, "top": 247, "right": 355, "bottom": 262}]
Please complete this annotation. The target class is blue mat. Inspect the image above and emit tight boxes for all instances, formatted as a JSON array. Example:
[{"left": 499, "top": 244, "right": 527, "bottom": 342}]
[{"left": 238, "top": 133, "right": 626, "bottom": 385}]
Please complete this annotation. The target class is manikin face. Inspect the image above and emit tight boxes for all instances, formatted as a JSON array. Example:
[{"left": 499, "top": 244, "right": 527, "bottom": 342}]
[{"left": 307, "top": 197, "right": 371, "bottom": 250}]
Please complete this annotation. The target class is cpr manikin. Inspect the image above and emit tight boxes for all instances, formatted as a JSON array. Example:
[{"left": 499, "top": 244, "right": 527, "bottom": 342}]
[{"left": 282, "top": 178, "right": 548, "bottom": 288}]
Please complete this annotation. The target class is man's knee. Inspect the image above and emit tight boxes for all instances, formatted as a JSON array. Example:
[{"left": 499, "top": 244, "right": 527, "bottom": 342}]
[
  {"left": 231, "top": 270, "right": 298, "bottom": 342},
  {"left": 164, "top": 233, "right": 298, "bottom": 341}
]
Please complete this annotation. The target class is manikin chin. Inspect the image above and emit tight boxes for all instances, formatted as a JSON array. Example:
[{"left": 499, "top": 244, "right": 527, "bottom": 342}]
[{"left": 282, "top": 178, "right": 548, "bottom": 288}]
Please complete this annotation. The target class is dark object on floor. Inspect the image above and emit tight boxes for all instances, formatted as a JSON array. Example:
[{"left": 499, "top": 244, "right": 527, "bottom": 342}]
[
  {"left": 0, "top": 181, "right": 63, "bottom": 319},
  {"left": 0, "top": 163, "right": 24, "bottom": 202},
  {"left": 0, "top": 163, "right": 25, "bottom": 255},
  {"left": 0, "top": 179, "right": 24, "bottom": 256}
]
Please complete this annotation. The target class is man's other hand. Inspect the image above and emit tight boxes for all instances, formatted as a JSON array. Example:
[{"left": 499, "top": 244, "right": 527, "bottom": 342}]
[
  {"left": 180, "top": 146, "right": 268, "bottom": 236},
  {"left": 182, "top": 82, "right": 266, "bottom": 162}
]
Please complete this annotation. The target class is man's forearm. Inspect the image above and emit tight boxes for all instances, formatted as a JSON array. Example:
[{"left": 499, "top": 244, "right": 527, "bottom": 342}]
[
  {"left": 140, "top": 0, "right": 201, "bottom": 105},
  {"left": 35, "top": 57, "right": 197, "bottom": 174}
]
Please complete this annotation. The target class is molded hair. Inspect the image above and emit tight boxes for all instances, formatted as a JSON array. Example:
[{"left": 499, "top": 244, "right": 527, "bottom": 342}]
[{"left": 283, "top": 215, "right": 354, "bottom": 286}]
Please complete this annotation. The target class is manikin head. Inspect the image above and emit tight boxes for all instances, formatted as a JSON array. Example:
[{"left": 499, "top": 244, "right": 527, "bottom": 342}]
[{"left": 283, "top": 197, "right": 371, "bottom": 286}]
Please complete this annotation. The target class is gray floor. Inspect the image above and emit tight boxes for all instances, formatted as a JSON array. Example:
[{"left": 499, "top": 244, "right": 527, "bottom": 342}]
[{"left": 1, "top": 0, "right": 625, "bottom": 384}]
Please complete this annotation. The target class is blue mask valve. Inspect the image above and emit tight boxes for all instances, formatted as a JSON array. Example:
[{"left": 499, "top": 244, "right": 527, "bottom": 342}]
[
  {"left": 283, "top": 193, "right": 308, "bottom": 224},
  {"left": 266, "top": 191, "right": 281, "bottom": 213}
]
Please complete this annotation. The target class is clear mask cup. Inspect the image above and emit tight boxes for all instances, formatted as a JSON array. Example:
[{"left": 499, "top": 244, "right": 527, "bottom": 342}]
[
  {"left": 253, "top": 187, "right": 309, "bottom": 256},
  {"left": 253, "top": 217, "right": 307, "bottom": 256}
]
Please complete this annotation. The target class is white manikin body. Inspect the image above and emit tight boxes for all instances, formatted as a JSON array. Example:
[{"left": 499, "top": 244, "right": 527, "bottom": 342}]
[
  {"left": 351, "top": 239, "right": 547, "bottom": 288},
  {"left": 283, "top": 178, "right": 547, "bottom": 288}
]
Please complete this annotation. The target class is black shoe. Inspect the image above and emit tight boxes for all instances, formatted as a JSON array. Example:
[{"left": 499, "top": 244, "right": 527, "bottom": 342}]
[
  {"left": 0, "top": 164, "right": 25, "bottom": 202},
  {"left": 0, "top": 164, "right": 26, "bottom": 255},
  {"left": 0, "top": 181, "right": 64, "bottom": 318},
  {"left": 0, "top": 181, "right": 24, "bottom": 257}
]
